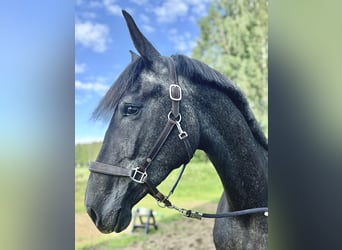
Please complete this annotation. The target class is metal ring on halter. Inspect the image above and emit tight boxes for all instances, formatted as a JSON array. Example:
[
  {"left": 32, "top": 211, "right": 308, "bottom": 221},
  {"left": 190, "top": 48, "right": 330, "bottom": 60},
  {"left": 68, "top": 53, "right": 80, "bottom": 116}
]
[
  {"left": 168, "top": 111, "right": 181, "bottom": 123},
  {"left": 157, "top": 200, "right": 167, "bottom": 208}
]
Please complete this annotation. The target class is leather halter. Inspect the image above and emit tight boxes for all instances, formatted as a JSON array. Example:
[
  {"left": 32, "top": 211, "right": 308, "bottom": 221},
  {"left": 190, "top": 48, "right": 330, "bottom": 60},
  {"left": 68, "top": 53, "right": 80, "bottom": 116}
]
[
  {"left": 89, "top": 58, "right": 268, "bottom": 219},
  {"left": 89, "top": 58, "right": 193, "bottom": 208}
]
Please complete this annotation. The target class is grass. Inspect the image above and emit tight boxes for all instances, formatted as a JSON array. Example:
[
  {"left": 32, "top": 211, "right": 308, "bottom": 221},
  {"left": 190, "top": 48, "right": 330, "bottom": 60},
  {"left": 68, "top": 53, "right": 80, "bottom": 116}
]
[
  {"left": 76, "top": 234, "right": 149, "bottom": 250},
  {"left": 75, "top": 154, "right": 223, "bottom": 249},
  {"left": 75, "top": 167, "right": 90, "bottom": 213}
]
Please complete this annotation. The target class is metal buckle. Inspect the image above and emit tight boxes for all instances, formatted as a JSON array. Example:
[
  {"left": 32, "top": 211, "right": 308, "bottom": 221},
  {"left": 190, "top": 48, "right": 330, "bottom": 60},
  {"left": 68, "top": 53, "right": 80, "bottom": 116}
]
[
  {"left": 169, "top": 84, "right": 182, "bottom": 101},
  {"left": 130, "top": 167, "right": 147, "bottom": 184},
  {"left": 168, "top": 111, "right": 181, "bottom": 123},
  {"left": 178, "top": 131, "right": 188, "bottom": 140}
]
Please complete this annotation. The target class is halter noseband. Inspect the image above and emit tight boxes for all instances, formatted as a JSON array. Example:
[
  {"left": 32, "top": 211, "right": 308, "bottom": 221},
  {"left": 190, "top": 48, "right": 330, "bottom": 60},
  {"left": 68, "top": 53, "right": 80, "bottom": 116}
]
[{"left": 89, "top": 57, "right": 268, "bottom": 219}]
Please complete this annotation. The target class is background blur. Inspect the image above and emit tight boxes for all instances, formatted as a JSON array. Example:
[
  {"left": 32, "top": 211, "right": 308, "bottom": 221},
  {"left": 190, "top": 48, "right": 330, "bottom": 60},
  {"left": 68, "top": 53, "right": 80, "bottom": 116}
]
[{"left": 1, "top": 0, "right": 342, "bottom": 250}]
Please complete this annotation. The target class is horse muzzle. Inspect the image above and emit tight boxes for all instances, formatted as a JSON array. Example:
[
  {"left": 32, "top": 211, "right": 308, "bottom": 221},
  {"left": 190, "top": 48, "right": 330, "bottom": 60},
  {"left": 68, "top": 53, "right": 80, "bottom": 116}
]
[{"left": 86, "top": 205, "right": 132, "bottom": 233}]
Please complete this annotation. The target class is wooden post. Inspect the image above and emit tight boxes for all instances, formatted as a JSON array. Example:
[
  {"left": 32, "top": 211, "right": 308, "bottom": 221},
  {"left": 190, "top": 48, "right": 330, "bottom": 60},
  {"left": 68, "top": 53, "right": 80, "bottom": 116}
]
[{"left": 131, "top": 208, "right": 158, "bottom": 234}]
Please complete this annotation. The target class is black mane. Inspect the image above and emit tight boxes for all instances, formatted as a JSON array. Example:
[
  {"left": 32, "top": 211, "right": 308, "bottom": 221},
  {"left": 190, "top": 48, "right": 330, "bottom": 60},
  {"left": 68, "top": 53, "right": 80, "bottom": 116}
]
[
  {"left": 172, "top": 54, "right": 268, "bottom": 150},
  {"left": 92, "top": 54, "right": 267, "bottom": 150}
]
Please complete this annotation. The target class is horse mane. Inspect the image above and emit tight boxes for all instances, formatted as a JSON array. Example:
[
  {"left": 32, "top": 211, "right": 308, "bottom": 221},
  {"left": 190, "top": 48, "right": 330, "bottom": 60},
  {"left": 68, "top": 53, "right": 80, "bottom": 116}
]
[{"left": 172, "top": 54, "right": 268, "bottom": 150}]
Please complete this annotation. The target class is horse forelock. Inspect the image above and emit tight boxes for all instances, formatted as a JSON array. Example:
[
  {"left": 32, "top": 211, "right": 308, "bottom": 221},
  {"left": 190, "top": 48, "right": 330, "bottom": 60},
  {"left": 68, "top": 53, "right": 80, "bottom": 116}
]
[
  {"left": 92, "top": 57, "right": 145, "bottom": 121},
  {"left": 172, "top": 54, "right": 268, "bottom": 150},
  {"left": 91, "top": 56, "right": 174, "bottom": 122}
]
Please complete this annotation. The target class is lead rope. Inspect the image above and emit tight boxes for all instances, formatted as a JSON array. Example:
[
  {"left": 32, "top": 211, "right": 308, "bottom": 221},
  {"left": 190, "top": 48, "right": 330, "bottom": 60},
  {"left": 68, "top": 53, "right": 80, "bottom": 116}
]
[
  {"left": 153, "top": 132, "right": 268, "bottom": 219},
  {"left": 156, "top": 163, "right": 268, "bottom": 220}
]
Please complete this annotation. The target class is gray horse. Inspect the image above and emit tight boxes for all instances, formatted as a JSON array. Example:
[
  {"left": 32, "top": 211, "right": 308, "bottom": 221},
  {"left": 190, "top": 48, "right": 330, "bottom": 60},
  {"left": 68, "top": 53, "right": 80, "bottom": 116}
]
[{"left": 85, "top": 10, "right": 268, "bottom": 249}]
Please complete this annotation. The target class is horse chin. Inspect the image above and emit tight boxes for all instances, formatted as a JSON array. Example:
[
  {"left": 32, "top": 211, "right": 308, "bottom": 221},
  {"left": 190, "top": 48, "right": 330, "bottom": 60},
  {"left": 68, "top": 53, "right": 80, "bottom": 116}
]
[
  {"left": 95, "top": 207, "right": 132, "bottom": 234},
  {"left": 113, "top": 208, "right": 132, "bottom": 233}
]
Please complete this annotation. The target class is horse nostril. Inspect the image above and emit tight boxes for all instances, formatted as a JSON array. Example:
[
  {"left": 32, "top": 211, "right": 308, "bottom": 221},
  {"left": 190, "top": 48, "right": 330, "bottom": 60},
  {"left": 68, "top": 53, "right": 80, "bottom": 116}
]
[{"left": 87, "top": 207, "right": 98, "bottom": 225}]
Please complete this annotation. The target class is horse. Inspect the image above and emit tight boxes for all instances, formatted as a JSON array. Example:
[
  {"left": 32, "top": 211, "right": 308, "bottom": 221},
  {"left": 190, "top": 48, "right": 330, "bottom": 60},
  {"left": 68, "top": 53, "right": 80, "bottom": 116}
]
[{"left": 85, "top": 10, "right": 268, "bottom": 250}]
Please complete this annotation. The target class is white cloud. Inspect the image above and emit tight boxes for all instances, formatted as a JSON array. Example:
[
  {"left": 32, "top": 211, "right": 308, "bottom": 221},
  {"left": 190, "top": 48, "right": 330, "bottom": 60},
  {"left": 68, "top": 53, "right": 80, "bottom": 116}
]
[
  {"left": 154, "top": 0, "right": 188, "bottom": 23},
  {"left": 88, "top": 1, "right": 103, "bottom": 8},
  {"left": 75, "top": 63, "right": 86, "bottom": 74},
  {"left": 75, "top": 20, "right": 110, "bottom": 53},
  {"left": 75, "top": 93, "right": 92, "bottom": 105},
  {"left": 75, "top": 80, "right": 109, "bottom": 95},
  {"left": 136, "top": 14, "right": 154, "bottom": 33},
  {"left": 139, "top": 13, "right": 150, "bottom": 23},
  {"left": 153, "top": 0, "right": 210, "bottom": 23},
  {"left": 103, "top": 0, "right": 122, "bottom": 16},
  {"left": 169, "top": 30, "right": 196, "bottom": 54},
  {"left": 130, "top": 0, "right": 149, "bottom": 6},
  {"left": 142, "top": 24, "right": 155, "bottom": 33},
  {"left": 186, "top": 0, "right": 211, "bottom": 16}
]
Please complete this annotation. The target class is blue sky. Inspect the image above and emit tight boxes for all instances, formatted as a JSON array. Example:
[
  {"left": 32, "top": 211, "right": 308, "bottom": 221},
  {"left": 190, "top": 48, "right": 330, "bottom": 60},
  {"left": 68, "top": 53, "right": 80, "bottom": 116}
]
[{"left": 75, "top": 0, "right": 211, "bottom": 144}]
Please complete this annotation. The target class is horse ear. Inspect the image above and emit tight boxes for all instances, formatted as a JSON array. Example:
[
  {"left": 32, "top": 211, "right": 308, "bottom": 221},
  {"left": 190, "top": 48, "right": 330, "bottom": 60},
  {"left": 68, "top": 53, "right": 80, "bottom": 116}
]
[
  {"left": 129, "top": 50, "right": 140, "bottom": 62},
  {"left": 122, "top": 10, "right": 161, "bottom": 62}
]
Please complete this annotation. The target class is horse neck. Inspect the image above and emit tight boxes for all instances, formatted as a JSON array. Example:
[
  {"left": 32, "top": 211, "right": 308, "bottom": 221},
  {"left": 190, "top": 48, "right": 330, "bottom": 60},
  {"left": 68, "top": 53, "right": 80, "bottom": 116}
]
[{"left": 194, "top": 84, "right": 268, "bottom": 210}]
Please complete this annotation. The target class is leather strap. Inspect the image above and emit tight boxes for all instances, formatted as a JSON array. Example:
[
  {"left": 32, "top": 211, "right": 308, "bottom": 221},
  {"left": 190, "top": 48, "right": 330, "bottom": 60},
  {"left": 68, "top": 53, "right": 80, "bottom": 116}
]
[
  {"left": 144, "top": 179, "right": 172, "bottom": 207},
  {"left": 168, "top": 58, "right": 180, "bottom": 118},
  {"left": 139, "top": 120, "right": 175, "bottom": 172},
  {"left": 89, "top": 162, "right": 131, "bottom": 177}
]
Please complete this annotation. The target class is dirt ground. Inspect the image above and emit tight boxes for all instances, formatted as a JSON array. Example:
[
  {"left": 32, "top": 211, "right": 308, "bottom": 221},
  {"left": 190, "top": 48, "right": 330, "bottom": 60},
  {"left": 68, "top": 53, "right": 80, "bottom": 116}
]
[
  {"left": 119, "top": 202, "right": 217, "bottom": 250},
  {"left": 77, "top": 202, "right": 218, "bottom": 250},
  {"left": 121, "top": 218, "right": 216, "bottom": 250}
]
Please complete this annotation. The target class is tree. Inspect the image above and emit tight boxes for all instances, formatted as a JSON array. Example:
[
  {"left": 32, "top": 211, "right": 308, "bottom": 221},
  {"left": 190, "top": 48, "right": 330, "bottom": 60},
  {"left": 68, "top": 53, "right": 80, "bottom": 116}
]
[{"left": 193, "top": 0, "right": 268, "bottom": 134}]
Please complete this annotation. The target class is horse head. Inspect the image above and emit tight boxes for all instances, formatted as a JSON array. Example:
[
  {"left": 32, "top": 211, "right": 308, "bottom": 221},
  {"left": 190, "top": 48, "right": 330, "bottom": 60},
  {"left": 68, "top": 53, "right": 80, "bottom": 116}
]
[{"left": 85, "top": 10, "right": 200, "bottom": 233}]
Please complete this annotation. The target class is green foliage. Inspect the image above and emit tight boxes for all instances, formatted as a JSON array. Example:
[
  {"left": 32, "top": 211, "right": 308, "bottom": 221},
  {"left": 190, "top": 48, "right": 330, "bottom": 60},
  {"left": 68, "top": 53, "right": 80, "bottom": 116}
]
[
  {"left": 78, "top": 234, "right": 148, "bottom": 250},
  {"left": 192, "top": 0, "right": 268, "bottom": 134},
  {"left": 75, "top": 142, "right": 102, "bottom": 167},
  {"left": 75, "top": 142, "right": 208, "bottom": 167},
  {"left": 75, "top": 167, "right": 89, "bottom": 213},
  {"left": 190, "top": 149, "right": 209, "bottom": 162}
]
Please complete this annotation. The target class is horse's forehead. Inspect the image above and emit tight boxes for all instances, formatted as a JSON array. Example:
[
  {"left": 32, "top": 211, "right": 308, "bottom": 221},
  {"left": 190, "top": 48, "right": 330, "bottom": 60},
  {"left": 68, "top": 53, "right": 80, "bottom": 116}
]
[
  {"left": 138, "top": 66, "right": 170, "bottom": 89},
  {"left": 140, "top": 71, "right": 160, "bottom": 85}
]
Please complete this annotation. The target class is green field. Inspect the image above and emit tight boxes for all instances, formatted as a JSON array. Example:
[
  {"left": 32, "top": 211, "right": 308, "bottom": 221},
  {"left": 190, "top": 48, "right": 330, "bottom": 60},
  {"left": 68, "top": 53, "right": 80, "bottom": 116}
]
[{"left": 75, "top": 151, "right": 223, "bottom": 249}]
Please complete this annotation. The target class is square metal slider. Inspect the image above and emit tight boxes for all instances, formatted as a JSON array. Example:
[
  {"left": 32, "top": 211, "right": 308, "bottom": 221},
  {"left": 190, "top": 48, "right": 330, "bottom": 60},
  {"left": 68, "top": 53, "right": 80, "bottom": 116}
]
[{"left": 169, "top": 84, "right": 182, "bottom": 101}]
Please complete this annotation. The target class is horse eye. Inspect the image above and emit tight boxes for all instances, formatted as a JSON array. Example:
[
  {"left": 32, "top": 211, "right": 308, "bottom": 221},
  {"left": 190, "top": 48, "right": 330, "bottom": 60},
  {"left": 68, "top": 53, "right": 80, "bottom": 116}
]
[{"left": 123, "top": 104, "right": 141, "bottom": 116}]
